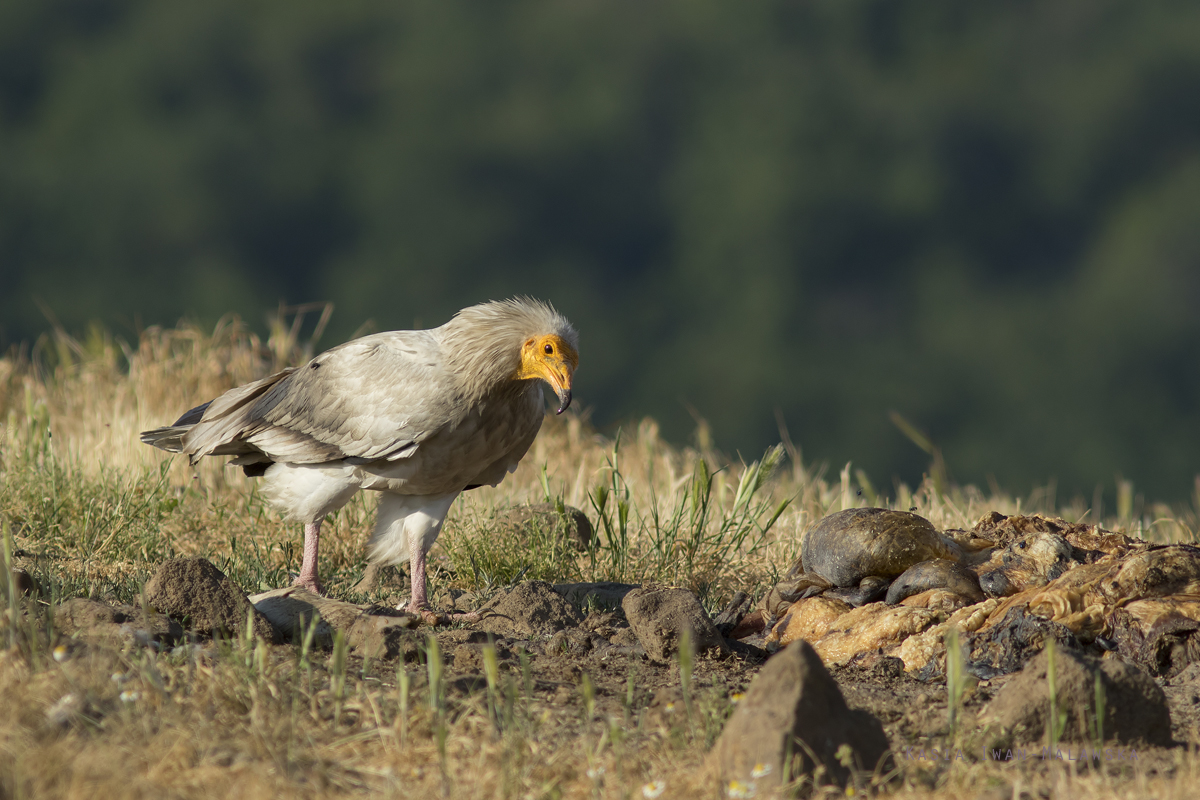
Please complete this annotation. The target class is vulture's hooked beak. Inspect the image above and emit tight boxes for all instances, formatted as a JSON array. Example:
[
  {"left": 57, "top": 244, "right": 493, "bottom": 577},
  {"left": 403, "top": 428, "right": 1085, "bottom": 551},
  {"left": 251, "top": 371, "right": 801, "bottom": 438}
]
[{"left": 546, "top": 360, "right": 574, "bottom": 414}]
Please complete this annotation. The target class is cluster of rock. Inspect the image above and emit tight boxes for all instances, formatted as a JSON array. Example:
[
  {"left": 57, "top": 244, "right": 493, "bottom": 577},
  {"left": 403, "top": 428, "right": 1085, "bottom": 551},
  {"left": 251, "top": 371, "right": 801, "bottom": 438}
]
[{"left": 736, "top": 508, "right": 1200, "bottom": 685}]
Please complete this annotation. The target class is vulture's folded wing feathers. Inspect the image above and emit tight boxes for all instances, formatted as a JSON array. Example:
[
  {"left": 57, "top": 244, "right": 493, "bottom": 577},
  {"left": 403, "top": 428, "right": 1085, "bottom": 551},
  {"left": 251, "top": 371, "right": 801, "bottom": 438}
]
[{"left": 181, "top": 331, "right": 456, "bottom": 465}]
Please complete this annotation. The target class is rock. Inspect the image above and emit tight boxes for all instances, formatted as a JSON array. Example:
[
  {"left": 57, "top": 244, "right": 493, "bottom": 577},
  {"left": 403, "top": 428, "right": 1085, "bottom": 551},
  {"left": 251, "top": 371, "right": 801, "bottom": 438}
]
[
  {"left": 802, "top": 508, "right": 961, "bottom": 588},
  {"left": 476, "top": 580, "right": 583, "bottom": 638},
  {"left": 54, "top": 597, "right": 184, "bottom": 649},
  {"left": 249, "top": 585, "right": 421, "bottom": 658},
  {"left": 350, "top": 562, "right": 402, "bottom": 596},
  {"left": 706, "top": 640, "right": 893, "bottom": 792},
  {"left": 496, "top": 502, "right": 595, "bottom": 551},
  {"left": 982, "top": 646, "right": 1173, "bottom": 747},
  {"left": 144, "top": 558, "right": 277, "bottom": 642},
  {"left": 552, "top": 581, "right": 639, "bottom": 608},
  {"left": 621, "top": 585, "right": 727, "bottom": 664},
  {"left": 347, "top": 614, "right": 424, "bottom": 660}
]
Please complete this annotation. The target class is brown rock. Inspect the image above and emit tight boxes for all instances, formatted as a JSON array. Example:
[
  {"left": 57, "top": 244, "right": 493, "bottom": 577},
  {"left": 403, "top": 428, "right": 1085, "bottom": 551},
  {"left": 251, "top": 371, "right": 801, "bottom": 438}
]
[
  {"left": 476, "top": 580, "right": 583, "bottom": 638},
  {"left": 552, "top": 581, "right": 638, "bottom": 608},
  {"left": 350, "top": 563, "right": 402, "bottom": 596},
  {"left": 497, "top": 502, "right": 595, "bottom": 551},
  {"left": 982, "top": 646, "right": 1173, "bottom": 747},
  {"left": 706, "top": 640, "right": 892, "bottom": 793},
  {"left": 347, "top": 614, "right": 423, "bottom": 660},
  {"left": 621, "top": 585, "right": 727, "bottom": 663},
  {"left": 248, "top": 585, "right": 420, "bottom": 657},
  {"left": 144, "top": 558, "right": 277, "bottom": 642}
]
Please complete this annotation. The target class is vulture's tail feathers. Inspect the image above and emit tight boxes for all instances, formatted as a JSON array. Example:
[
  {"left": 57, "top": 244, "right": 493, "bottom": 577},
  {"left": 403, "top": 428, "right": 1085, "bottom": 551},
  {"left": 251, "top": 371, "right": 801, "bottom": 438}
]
[
  {"left": 139, "top": 401, "right": 212, "bottom": 453},
  {"left": 140, "top": 425, "right": 189, "bottom": 453}
]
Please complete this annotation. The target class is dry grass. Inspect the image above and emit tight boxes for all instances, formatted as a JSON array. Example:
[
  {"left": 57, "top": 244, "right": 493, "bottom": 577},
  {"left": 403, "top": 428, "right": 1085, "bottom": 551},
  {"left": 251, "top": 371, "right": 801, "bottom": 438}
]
[{"left": 3, "top": 317, "right": 1200, "bottom": 799}]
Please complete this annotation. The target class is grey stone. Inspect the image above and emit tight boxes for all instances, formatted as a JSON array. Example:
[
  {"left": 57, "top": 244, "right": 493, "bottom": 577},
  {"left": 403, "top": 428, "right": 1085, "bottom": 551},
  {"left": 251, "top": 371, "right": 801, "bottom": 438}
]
[
  {"left": 476, "top": 580, "right": 582, "bottom": 638},
  {"left": 706, "top": 640, "right": 893, "bottom": 792},
  {"left": 621, "top": 585, "right": 727, "bottom": 664},
  {"left": 982, "top": 646, "right": 1173, "bottom": 747}
]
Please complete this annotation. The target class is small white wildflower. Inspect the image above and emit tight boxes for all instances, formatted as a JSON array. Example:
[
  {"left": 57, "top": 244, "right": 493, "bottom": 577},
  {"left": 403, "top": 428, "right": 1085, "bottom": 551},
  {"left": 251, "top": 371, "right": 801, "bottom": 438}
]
[
  {"left": 642, "top": 780, "right": 666, "bottom": 799},
  {"left": 45, "top": 693, "right": 79, "bottom": 727},
  {"left": 52, "top": 645, "right": 69, "bottom": 663},
  {"left": 119, "top": 690, "right": 140, "bottom": 703},
  {"left": 110, "top": 673, "right": 125, "bottom": 684},
  {"left": 727, "top": 780, "right": 757, "bottom": 799},
  {"left": 750, "top": 762, "right": 772, "bottom": 779},
  {"left": 664, "top": 701, "right": 676, "bottom": 714},
  {"left": 586, "top": 766, "right": 605, "bottom": 780}
]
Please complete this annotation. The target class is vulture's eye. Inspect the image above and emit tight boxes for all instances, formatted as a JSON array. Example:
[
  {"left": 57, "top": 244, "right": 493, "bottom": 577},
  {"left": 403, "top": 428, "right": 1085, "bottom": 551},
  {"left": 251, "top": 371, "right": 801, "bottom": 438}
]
[{"left": 544, "top": 343, "right": 554, "bottom": 354}]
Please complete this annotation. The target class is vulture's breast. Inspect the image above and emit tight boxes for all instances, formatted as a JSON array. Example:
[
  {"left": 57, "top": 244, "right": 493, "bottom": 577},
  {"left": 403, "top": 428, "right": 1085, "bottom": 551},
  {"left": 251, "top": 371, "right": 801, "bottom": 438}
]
[{"left": 356, "top": 383, "right": 545, "bottom": 495}]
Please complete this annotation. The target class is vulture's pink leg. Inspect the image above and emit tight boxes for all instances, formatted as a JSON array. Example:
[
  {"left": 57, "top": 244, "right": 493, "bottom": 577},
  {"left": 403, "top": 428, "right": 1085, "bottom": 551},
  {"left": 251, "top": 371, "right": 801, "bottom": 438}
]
[
  {"left": 407, "top": 545, "right": 429, "bottom": 612},
  {"left": 405, "top": 545, "right": 480, "bottom": 624},
  {"left": 292, "top": 521, "right": 323, "bottom": 594},
  {"left": 406, "top": 546, "right": 441, "bottom": 625}
]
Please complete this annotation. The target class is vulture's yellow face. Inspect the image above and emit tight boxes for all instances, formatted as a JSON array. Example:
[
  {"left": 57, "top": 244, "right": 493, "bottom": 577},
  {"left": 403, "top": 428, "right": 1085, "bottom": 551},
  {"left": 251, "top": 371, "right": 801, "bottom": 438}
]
[{"left": 516, "top": 334, "right": 578, "bottom": 414}]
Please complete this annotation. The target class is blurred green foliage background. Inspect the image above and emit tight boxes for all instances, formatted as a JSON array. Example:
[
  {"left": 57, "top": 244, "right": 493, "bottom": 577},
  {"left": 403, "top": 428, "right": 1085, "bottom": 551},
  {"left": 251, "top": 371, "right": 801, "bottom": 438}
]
[{"left": 2, "top": 1, "right": 1199, "bottom": 505}]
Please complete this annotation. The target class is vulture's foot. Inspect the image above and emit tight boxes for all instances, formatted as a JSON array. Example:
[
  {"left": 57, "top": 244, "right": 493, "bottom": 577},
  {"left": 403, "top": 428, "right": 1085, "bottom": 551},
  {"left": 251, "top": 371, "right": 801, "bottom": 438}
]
[{"left": 403, "top": 601, "right": 479, "bottom": 626}]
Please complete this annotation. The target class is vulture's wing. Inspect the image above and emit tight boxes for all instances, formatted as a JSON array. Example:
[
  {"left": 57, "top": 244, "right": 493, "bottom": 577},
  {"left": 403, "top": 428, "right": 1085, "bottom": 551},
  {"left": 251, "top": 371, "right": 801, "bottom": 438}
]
[{"left": 182, "top": 331, "right": 457, "bottom": 465}]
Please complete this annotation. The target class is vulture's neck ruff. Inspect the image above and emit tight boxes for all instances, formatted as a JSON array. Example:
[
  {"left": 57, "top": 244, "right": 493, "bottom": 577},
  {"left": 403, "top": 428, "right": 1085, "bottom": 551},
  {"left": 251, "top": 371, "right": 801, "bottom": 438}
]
[{"left": 440, "top": 298, "right": 579, "bottom": 411}]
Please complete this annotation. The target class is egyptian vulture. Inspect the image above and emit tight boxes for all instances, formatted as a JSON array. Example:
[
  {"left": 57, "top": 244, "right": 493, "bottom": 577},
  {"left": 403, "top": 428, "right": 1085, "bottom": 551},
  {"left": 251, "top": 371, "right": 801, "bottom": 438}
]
[{"left": 141, "top": 298, "right": 578, "bottom": 619}]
